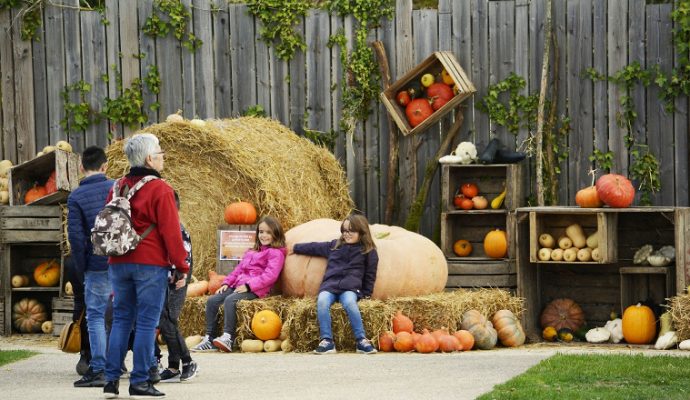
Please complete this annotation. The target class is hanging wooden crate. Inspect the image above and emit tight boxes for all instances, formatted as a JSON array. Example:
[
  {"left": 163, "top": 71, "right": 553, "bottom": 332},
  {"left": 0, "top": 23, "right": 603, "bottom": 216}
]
[
  {"left": 380, "top": 51, "right": 475, "bottom": 136},
  {"left": 8, "top": 149, "right": 80, "bottom": 206},
  {"left": 0, "top": 206, "right": 64, "bottom": 243}
]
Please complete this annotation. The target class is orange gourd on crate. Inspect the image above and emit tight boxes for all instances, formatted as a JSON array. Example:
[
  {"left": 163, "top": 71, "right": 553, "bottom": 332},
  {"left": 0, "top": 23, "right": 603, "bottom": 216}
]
[
  {"left": 34, "top": 260, "right": 60, "bottom": 287},
  {"left": 24, "top": 185, "right": 47, "bottom": 204},
  {"left": 483, "top": 229, "right": 508, "bottom": 258}
]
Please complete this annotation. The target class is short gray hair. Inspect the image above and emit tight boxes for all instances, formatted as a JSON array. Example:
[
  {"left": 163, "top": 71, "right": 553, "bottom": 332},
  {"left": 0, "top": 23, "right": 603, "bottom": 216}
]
[{"left": 124, "top": 133, "right": 160, "bottom": 167}]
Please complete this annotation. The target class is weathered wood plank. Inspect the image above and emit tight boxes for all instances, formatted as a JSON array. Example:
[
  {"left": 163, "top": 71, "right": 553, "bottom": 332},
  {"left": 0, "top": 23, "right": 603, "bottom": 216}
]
[
  {"left": 63, "top": 1, "right": 83, "bottom": 153},
  {"left": 607, "top": 0, "right": 628, "bottom": 175},
  {"left": 31, "top": 16, "right": 48, "bottom": 155},
  {"left": 593, "top": 0, "right": 608, "bottom": 167},
  {"left": 81, "top": 7, "right": 109, "bottom": 148},
  {"left": 472, "top": 0, "right": 489, "bottom": 151},
  {"left": 488, "top": 1, "right": 515, "bottom": 148},
  {"left": 105, "top": 0, "right": 122, "bottom": 139},
  {"left": 119, "top": 0, "right": 140, "bottom": 136},
  {"left": 452, "top": 0, "right": 473, "bottom": 141},
  {"left": 254, "top": 8, "right": 271, "bottom": 117},
  {"left": 330, "top": 15, "right": 345, "bottom": 161},
  {"left": 395, "top": 0, "right": 414, "bottom": 226},
  {"left": 0, "top": 9, "right": 17, "bottom": 162},
  {"left": 192, "top": 0, "right": 214, "bottom": 119},
  {"left": 305, "top": 10, "right": 331, "bottom": 134},
  {"left": 156, "top": 10, "right": 183, "bottom": 117},
  {"left": 288, "top": 16, "right": 306, "bottom": 135},
  {"left": 628, "top": 0, "right": 646, "bottom": 203},
  {"left": 213, "top": 2, "right": 232, "bottom": 117},
  {"left": 181, "top": 0, "right": 196, "bottom": 118},
  {"left": 377, "top": 17, "right": 396, "bottom": 223},
  {"left": 138, "top": 0, "right": 159, "bottom": 124},
  {"left": 554, "top": 0, "right": 568, "bottom": 204},
  {"left": 230, "top": 4, "right": 257, "bottom": 115},
  {"left": 515, "top": 0, "right": 529, "bottom": 153},
  {"left": 44, "top": 4, "right": 65, "bottom": 148}
]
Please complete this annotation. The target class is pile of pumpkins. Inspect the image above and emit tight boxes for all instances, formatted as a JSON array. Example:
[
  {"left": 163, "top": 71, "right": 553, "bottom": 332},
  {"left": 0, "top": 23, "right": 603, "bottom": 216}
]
[
  {"left": 10, "top": 261, "right": 61, "bottom": 333},
  {"left": 575, "top": 173, "right": 635, "bottom": 208},
  {"left": 537, "top": 223, "right": 601, "bottom": 262},
  {"left": 11, "top": 260, "right": 61, "bottom": 289},
  {"left": 378, "top": 309, "right": 525, "bottom": 353},
  {"left": 397, "top": 68, "right": 459, "bottom": 128},
  {"left": 453, "top": 229, "right": 508, "bottom": 259}
]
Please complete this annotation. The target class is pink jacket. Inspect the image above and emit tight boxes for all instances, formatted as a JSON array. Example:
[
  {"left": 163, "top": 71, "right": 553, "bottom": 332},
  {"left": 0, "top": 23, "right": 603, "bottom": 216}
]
[{"left": 222, "top": 246, "right": 286, "bottom": 298}]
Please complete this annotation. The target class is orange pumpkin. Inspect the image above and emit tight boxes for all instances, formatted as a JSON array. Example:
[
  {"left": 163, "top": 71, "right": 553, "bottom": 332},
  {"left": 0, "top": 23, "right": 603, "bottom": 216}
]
[
  {"left": 491, "top": 309, "right": 526, "bottom": 347},
  {"left": 207, "top": 270, "right": 227, "bottom": 294},
  {"left": 453, "top": 239, "right": 472, "bottom": 257},
  {"left": 595, "top": 173, "right": 635, "bottom": 208},
  {"left": 33, "top": 260, "right": 60, "bottom": 287},
  {"left": 12, "top": 298, "right": 47, "bottom": 333},
  {"left": 414, "top": 329, "right": 439, "bottom": 353},
  {"left": 378, "top": 331, "right": 396, "bottom": 352},
  {"left": 24, "top": 185, "right": 47, "bottom": 204},
  {"left": 622, "top": 303, "right": 656, "bottom": 344},
  {"left": 483, "top": 229, "right": 508, "bottom": 258},
  {"left": 575, "top": 185, "right": 602, "bottom": 208},
  {"left": 539, "top": 298, "right": 585, "bottom": 331},
  {"left": 45, "top": 171, "right": 58, "bottom": 194},
  {"left": 280, "top": 219, "right": 447, "bottom": 300},
  {"left": 393, "top": 331, "right": 414, "bottom": 352},
  {"left": 453, "top": 330, "right": 475, "bottom": 351},
  {"left": 224, "top": 201, "right": 257, "bottom": 224},
  {"left": 186, "top": 280, "right": 209, "bottom": 297},
  {"left": 437, "top": 333, "right": 460, "bottom": 353},
  {"left": 392, "top": 310, "right": 414, "bottom": 334},
  {"left": 251, "top": 310, "right": 282, "bottom": 340}
]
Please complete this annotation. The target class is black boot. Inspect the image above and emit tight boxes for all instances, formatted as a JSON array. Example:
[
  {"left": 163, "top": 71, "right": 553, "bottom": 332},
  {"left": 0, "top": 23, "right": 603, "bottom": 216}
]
[
  {"left": 478, "top": 138, "right": 500, "bottom": 164},
  {"left": 76, "top": 350, "right": 90, "bottom": 376},
  {"left": 103, "top": 380, "right": 119, "bottom": 399},
  {"left": 74, "top": 367, "right": 106, "bottom": 387}
]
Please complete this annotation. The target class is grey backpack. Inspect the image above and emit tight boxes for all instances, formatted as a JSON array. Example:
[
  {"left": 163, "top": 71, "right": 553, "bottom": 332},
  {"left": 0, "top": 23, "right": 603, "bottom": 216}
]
[{"left": 91, "top": 176, "right": 158, "bottom": 256}]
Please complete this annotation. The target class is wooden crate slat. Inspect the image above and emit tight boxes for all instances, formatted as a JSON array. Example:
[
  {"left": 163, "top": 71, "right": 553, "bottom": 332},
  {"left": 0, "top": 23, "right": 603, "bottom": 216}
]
[
  {"left": 0, "top": 217, "right": 62, "bottom": 230},
  {"left": 447, "top": 261, "right": 515, "bottom": 275},
  {"left": 0, "top": 231, "right": 62, "bottom": 243},
  {"left": 446, "top": 274, "right": 516, "bottom": 288}
]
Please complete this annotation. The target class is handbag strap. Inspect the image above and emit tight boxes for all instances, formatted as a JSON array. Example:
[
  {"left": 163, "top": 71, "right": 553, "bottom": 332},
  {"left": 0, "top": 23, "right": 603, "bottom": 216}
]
[{"left": 76, "top": 309, "right": 85, "bottom": 325}]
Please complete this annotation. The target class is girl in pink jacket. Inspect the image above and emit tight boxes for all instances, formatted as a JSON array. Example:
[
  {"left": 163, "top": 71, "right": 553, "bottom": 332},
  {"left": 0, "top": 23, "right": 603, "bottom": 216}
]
[{"left": 192, "top": 216, "right": 286, "bottom": 352}]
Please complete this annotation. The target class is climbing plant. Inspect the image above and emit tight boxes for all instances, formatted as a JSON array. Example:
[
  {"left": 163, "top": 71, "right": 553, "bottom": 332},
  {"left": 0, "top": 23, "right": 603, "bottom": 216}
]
[
  {"left": 61, "top": 81, "right": 95, "bottom": 133},
  {"left": 246, "top": 0, "right": 310, "bottom": 62},
  {"left": 142, "top": 0, "right": 202, "bottom": 52}
]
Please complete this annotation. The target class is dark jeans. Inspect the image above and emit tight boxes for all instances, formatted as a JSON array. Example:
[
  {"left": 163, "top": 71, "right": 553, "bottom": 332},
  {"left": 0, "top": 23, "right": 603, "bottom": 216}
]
[
  {"left": 205, "top": 290, "right": 257, "bottom": 337},
  {"left": 158, "top": 284, "right": 191, "bottom": 370}
]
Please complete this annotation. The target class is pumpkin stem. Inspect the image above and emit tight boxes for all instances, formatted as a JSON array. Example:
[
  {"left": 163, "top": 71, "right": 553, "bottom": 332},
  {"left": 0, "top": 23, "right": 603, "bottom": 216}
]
[{"left": 588, "top": 167, "right": 597, "bottom": 187}]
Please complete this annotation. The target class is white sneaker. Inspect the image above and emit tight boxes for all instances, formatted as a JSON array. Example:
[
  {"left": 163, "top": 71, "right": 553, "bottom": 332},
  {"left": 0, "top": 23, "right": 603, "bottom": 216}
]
[
  {"left": 190, "top": 335, "right": 216, "bottom": 352},
  {"left": 212, "top": 333, "right": 233, "bottom": 353}
]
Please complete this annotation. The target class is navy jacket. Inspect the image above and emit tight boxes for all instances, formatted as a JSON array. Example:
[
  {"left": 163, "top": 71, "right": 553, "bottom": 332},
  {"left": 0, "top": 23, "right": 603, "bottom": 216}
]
[
  {"left": 293, "top": 240, "right": 378, "bottom": 298},
  {"left": 67, "top": 173, "right": 114, "bottom": 281}
]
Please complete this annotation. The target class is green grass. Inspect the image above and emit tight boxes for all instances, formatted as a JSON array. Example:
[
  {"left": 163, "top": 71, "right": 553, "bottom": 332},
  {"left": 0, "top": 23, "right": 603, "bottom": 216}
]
[
  {"left": 478, "top": 353, "right": 690, "bottom": 400},
  {"left": 0, "top": 350, "right": 37, "bottom": 367}
]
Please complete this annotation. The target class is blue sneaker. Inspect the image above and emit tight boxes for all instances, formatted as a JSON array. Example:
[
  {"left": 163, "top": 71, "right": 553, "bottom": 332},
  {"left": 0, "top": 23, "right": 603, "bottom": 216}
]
[
  {"left": 356, "top": 338, "right": 377, "bottom": 354},
  {"left": 313, "top": 338, "right": 336, "bottom": 354}
]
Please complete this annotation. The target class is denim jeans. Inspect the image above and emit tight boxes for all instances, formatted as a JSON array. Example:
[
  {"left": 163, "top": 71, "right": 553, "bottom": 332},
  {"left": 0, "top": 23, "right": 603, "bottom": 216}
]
[
  {"left": 84, "top": 270, "right": 111, "bottom": 373},
  {"left": 158, "top": 284, "right": 192, "bottom": 370},
  {"left": 316, "top": 290, "right": 365, "bottom": 341},
  {"left": 105, "top": 264, "right": 168, "bottom": 385},
  {"left": 205, "top": 290, "right": 257, "bottom": 337}
]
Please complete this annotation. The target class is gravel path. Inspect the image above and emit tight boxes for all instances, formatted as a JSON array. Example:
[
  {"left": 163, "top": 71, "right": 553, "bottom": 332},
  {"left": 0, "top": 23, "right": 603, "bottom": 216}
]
[{"left": 1, "top": 335, "right": 688, "bottom": 400}]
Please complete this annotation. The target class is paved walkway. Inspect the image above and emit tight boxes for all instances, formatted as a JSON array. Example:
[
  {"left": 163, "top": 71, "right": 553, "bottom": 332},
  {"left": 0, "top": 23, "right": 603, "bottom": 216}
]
[{"left": 1, "top": 335, "right": 689, "bottom": 400}]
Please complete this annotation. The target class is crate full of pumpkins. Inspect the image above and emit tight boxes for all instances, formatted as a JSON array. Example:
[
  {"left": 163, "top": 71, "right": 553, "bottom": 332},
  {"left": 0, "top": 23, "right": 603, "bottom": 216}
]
[{"left": 536, "top": 223, "right": 602, "bottom": 263}]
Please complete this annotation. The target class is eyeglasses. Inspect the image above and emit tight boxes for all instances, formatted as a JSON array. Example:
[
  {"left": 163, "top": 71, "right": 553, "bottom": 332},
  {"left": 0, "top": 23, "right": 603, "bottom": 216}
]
[
  {"left": 341, "top": 229, "right": 357, "bottom": 235},
  {"left": 152, "top": 151, "right": 165, "bottom": 158}
]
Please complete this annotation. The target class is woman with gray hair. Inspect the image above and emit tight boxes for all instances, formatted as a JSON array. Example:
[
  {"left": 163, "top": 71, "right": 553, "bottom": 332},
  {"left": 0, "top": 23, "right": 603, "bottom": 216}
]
[{"left": 103, "top": 133, "right": 190, "bottom": 399}]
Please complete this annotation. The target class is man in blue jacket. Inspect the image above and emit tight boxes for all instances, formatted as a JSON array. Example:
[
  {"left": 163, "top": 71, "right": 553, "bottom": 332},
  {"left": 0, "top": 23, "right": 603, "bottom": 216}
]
[{"left": 68, "top": 146, "right": 114, "bottom": 388}]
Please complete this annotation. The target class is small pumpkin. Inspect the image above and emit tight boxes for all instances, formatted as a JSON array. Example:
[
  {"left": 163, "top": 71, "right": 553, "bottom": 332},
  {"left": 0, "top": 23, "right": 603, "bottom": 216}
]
[
  {"left": 595, "top": 173, "right": 635, "bottom": 208},
  {"left": 483, "top": 229, "right": 508, "bottom": 258},
  {"left": 41, "top": 320, "right": 53, "bottom": 334},
  {"left": 392, "top": 310, "right": 414, "bottom": 334},
  {"left": 621, "top": 303, "right": 656, "bottom": 344},
  {"left": 12, "top": 298, "right": 47, "bottom": 333},
  {"left": 223, "top": 201, "right": 257, "bottom": 225},
  {"left": 64, "top": 281, "right": 74, "bottom": 296},
  {"left": 453, "top": 239, "right": 472, "bottom": 257},
  {"left": 186, "top": 280, "right": 209, "bottom": 297},
  {"left": 378, "top": 331, "right": 396, "bottom": 352},
  {"left": 437, "top": 334, "right": 460, "bottom": 353},
  {"left": 207, "top": 270, "right": 227, "bottom": 294},
  {"left": 460, "top": 182, "right": 479, "bottom": 198},
  {"left": 393, "top": 331, "right": 415, "bottom": 352},
  {"left": 452, "top": 330, "right": 475, "bottom": 351},
  {"left": 405, "top": 98, "right": 433, "bottom": 127},
  {"left": 45, "top": 171, "right": 58, "bottom": 194},
  {"left": 540, "top": 298, "right": 586, "bottom": 331},
  {"left": 251, "top": 310, "right": 282, "bottom": 341},
  {"left": 542, "top": 326, "right": 558, "bottom": 342},
  {"left": 34, "top": 260, "right": 60, "bottom": 287},
  {"left": 414, "top": 329, "right": 439, "bottom": 353},
  {"left": 460, "top": 310, "right": 498, "bottom": 350},
  {"left": 575, "top": 185, "right": 602, "bottom": 208},
  {"left": 491, "top": 309, "right": 526, "bottom": 347},
  {"left": 24, "top": 185, "right": 47, "bottom": 204},
  {"left": 11, "top": 275, "right": 30, "bottom": 288}
]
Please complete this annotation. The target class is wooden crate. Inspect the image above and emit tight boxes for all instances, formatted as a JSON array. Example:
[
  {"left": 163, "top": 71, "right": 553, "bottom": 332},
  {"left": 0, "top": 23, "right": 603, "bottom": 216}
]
[
  {"left": 52, "top": 297, "right": 75, "bottom": 336},
  {"left": 216, "top": 224, "right": 257, "bottom": 276},
  {"left": 620, "top": 266, "right": 674, "bottom": 312},
  {"left": 0, "top": 205, "right": 64, "bottom": 243},
  {"left": 445, "top": 260, "right": 516, "bottom": 291},
  {"left": 7, "top": 149, "right": 80, "bottom": 206},
  {"left": 441, "top": 164, "right": 523, "bottom": 213},
  {"left": 380, "top": 51, "right": 475, "bottom": 136},
  {"left": 441, "top": 212, "right": 515, "bottom": 260},
  {"left": 528, "top": 208, "right": 617, "bottom": 264}
]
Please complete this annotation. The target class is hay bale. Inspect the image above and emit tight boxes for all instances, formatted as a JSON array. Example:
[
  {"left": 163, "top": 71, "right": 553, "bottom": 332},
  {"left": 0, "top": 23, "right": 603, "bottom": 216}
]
[
  {"left": 670, "top": 294, "right": 690, "bottom": 341},
  {"left": 105, "top": 117, "right": 353, "bottom": 279}
]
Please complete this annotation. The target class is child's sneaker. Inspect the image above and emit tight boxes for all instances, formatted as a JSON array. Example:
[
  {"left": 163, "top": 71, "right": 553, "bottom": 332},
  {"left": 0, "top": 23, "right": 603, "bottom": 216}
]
[
  {"left": 313, "top": 338, "right": 336, "bottom": 354},
  {"left": 190, "top": 335, "right": 216, "bottom": 352},
  {"left": 212, "top": 332, "right": 233, "bottom": 353},
  {"left": 180, "top": 361, "right": 198, "bottom": 382},
  {"left": 159, "top": 369, "right": 181, "bottom": 383},
  {"left": 356, "top": 338, "right": 377, "bottom": 354}
]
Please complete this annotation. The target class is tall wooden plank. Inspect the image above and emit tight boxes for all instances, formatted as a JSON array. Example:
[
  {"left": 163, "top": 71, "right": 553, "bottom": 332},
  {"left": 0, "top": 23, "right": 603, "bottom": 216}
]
[
  {"left": 395, "top": 0, "right": 414, "bottom": 226},
  {"left": 472, "top": 0, "right": 490, "bottom": 151},
  {"left": 377, "top": 17, "right": 396, "bottom": 224},
  {"left": 628, "top": 0, "right": 646, "bottom": 204},
  {"left": 344, "top": 17, "right": 365, "bottom": 211},
  {"left": 607, "top": 0, "right": 628, "bottom": 175},
  {"left": 567, "top": 0, "right": 593, "bottom": 197},
  {"left": 81, "top": 9, "right": 109, "bottom": 147},
  {"left": 44, "top": 4, "right": 65, "bottom": 148},
  {"left": 674, "top": 25, "right": 689, "bottom": 206},
  {"left": 254, "top": 11, "right": 271, "bottom": 117},
  {"left": 105, "top": 0, "right": 122, "bottom": 139},
  {"left": 305, "top": 10, "right": 331, "bottom": 133},
  {"left": 213, "top": 2, "right": 231, "bottom": 117},
  {"left": 288, "top": 17, "right": 306, "bottom": 134},
  {"left": 230, "top": 4, "right": 257, "bottom": 115},
  {"left": 31, "top": 20, "right": 49, "bottom": 154},
  {"left": 181, "top": 0, "right": 196, "bottom": 118},
  {"left": 118, "top": 0, "right": 140, "bottom": 135},
  {"left": 13, "top": 33, "right": 35, "bottom": 162},
  {"left": 489, "top": 2, "right": 515, "bottom": 148},
  {"left": 365, "top": 28, "right": 380, "bottom": 222},
  {"left": 331, "top": 15, "right": 345, "bottom": 162},
  {"left": 138, "top": 1, "right": 159, "bottom": 124},
  {"left": 592, "top": 0, "right": 608, "bottom": 164},
  {"left": 554, "top": 0, "right": 568, "bottom": 204},
  {"left": 192, "top": 0, "right": 214, "bottom": 119},
  {"left": 515, "top": 0, "right": 529, "bottom": 151},
  {"left": 646, "top": 5, "right": 674, "bottom": 206},
  {"left": 63, "top": 0, "right": 84, "bottom": 153},
  {"left": 157, "top": 13, "right": 183, "bottom": 117},
  {"left": 452, "top": 0, "right": 473, "bottom": 142},
  {"left": 0, "top": 9, "right": 17, "bottom": 162}
]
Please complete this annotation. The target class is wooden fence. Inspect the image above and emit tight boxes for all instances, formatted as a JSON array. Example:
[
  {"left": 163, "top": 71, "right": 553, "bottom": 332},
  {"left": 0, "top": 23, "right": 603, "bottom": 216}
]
[{"left": 0, "top": 0, "right": 687, "bottom": 241}]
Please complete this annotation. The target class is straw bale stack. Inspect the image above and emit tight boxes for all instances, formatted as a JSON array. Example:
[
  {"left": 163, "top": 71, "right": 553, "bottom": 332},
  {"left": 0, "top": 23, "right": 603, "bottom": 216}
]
[
  {"left": 670, "top": 294, "right": 690, "bottom": 341},
  {"left": 105, "top": 117, "right": 353, "bottom": 279}
]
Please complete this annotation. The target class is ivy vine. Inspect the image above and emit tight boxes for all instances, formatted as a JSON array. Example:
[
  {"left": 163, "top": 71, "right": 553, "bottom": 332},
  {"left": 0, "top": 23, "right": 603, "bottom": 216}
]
[
  {"left": 0, "top": 0, "right": 43, "bottom": 41},
  {"left": 61, "top": 80, "right": 94, "bottom": 133},
  {"left": 246, "top": 0, "right": 309, "bottom": 62},
  {"left": 143, "top": 0, "right": 202, "bottom": 52}
]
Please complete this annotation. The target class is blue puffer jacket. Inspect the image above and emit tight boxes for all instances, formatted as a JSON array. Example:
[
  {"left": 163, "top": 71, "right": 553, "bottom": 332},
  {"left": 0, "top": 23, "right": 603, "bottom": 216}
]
[{"left": 67, "top": 173, "right": 114, "bottom": 281}]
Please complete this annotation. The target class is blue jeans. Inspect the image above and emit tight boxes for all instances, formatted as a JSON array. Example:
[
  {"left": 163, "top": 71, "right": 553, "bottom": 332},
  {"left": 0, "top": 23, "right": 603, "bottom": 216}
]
[
  {"left": 105, "top": 264, "right": 168, "bottom": 385},
  {"left": 316, "top": 290, "right": 365, "bottom": 341},
  {"left": 84, "top": 270, "right": 111, "bottom": 373}
]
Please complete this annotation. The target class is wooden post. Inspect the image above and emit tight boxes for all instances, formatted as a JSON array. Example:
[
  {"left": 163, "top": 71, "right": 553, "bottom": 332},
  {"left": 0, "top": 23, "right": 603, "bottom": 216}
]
[{"left": 535, "top": 0, "right": 552, "bottom": 206}]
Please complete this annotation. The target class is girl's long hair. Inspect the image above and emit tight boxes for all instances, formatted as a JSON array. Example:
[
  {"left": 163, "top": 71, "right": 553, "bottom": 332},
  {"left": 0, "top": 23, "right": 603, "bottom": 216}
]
[
  {"left": 252, "top": 216, "right": 286, "bottom": 250},
  {"left": 333, "top": 214, "right": 376, "bottom": 253}
]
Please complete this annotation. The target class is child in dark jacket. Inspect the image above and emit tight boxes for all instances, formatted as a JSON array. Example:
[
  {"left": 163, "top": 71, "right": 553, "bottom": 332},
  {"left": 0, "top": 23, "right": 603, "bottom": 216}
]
[{"left": 293, "top": 214, "right": 379, "bottom": 354}]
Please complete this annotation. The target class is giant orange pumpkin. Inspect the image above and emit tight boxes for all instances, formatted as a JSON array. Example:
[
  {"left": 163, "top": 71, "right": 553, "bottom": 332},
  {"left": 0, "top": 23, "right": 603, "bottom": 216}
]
[
  {"left": 12, "top": 298, "right": 47, "bottom": 333},
  {"left": 539, "top": 298, "right": 585, "bottom": 331},
  {"left": 595, "top": 174, "right": 635, "bottom": 208},
  {"left": 224, "top": 201, "right": 257, "bottom": 224},
  {"left": 24, "top": 185, "right": 47, "bottom": 204},
  {"left": 251, "top": 310, "right": 282, "bottom": 340},
  {"left": 483, "top": 229, "right": 508, "bottom": 258},
  {"left": 34, "top": 259, "right": 60, "bottom": 287},
  {"left": 279, "top": 219, "right": 448, "bottom": 300},
  {"left": 622, "top": 303, "right": 656, "bottom": 344}
]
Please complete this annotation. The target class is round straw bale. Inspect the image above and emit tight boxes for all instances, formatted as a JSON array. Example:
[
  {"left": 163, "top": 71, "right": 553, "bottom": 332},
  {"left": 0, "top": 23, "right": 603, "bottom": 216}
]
[
  {"left": 279, "top": 219, "right": 448, "bottom": 299},
  {"left": 105, "top": 117, "right": 353, "bottom": 279}
]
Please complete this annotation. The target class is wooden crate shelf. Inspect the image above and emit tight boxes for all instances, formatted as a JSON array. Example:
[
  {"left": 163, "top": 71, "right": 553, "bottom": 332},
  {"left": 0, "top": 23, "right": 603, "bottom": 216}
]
[
  {"left": 0, "top": 205, "right": 64, "bottom": 243},
  {"left": 7, "top": 149, "right": 80, "bottom": 206},
  {"left": 441, "top": 164, "right": 522, "bottom": 213},
  {"left": 446, "top": 261, "right": 516, "bottom": 289},
  {"left": 620, "top": 266, "right": 674, "bottom": 312},
  {"left": 52, "top": 297, "right": 75, "bottom": 336}
]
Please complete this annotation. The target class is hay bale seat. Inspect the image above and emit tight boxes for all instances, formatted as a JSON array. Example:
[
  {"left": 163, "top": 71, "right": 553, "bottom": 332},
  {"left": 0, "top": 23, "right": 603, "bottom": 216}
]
[
  {"left": 105, "top": 117, "right": 353, "bottom": 280},
  {"left": 179, "top": 289, "right": 525, "bottom": 352},
  {"left": 670, "top": 294, "right": 690, "bottom": 341}
]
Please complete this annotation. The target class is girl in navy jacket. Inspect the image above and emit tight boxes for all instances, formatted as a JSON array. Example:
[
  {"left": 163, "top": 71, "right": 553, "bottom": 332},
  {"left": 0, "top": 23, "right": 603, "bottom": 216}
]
[{"left": 293, "top": 214, "right": 379, "bottom": 354}]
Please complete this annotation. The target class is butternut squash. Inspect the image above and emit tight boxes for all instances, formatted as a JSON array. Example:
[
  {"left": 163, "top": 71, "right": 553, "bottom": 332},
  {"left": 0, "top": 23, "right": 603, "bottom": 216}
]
[
  {"left": 538, "top": 248, "right": 552, "bottom": 261},
  {"left": 591, "top": 248, "right": 601, "bottom": 262},
  {"left": 538, "top": 233, "right": 555, "bottom": 248},
  {"left": 280, "top": 338, "right": 293, "bottom": 352},
  {"left": 576, "top": 248, "right": 592, "bottom": 262},
  {"left": 563, "top": 248, "right": 578, "bottom": 262},
  {"left": 550, "top": 248, "right": 564, "bottom": 261},
  {"left": 558, "top": 236, "right": 573, "bottom": 250},
  {"left": 241, "top": 339, "right": 265, "bottom": 353},
  {"left": 565, "top": 224, "right": 586, "bottom": 248},
  {"left": 586, "top": 231, "right": 599, "bottom": 249},
  {"left": 263, "top": 339, "right": 282, "bottom": 352}
]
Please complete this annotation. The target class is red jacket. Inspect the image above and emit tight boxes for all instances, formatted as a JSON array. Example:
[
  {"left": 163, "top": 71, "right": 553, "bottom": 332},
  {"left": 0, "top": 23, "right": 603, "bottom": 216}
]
[{"left": 106, "top": 171, "right": 189, "bottom": 273}]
